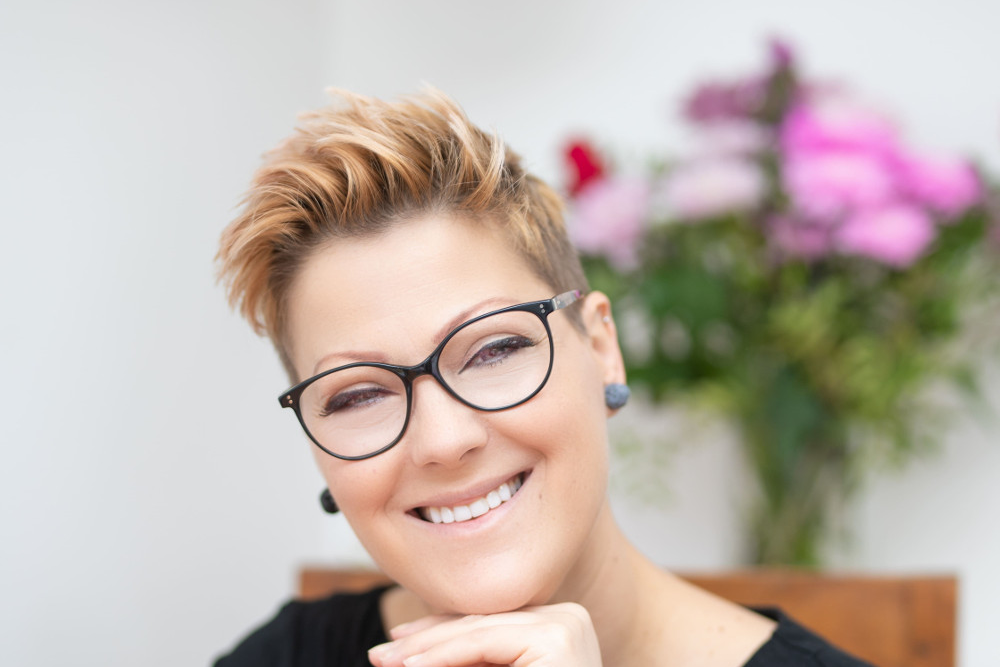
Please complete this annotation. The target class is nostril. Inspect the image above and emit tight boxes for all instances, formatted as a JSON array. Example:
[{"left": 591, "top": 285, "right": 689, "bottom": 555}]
[{"left": 404, "top": 386, "right": 490, "bottom": 467}]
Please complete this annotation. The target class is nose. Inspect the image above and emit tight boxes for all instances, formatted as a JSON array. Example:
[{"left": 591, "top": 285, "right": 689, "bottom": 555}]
[{"left": 403, "top": 374, "right": 489, "bottom": 468}]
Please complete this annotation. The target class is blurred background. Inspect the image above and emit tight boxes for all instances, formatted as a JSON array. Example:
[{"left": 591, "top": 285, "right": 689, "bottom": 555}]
[{"left": 1, "top": 1, "right": 997, "bottom": 665}]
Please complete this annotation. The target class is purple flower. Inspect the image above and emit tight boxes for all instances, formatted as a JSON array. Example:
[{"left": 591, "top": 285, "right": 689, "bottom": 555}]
[
  {"left": 696, "top": 120, "right": 771, "bottom": 157},
  {"left": 780, "top": 95, "right": 903, "bottom": 222},
  {"left": 770, "top": 215, "right": 833, "bottom": 260},
  {"left": 684, "top": 79, "right": 766, "bottom": 124},
  {"left": 893, "top": 151, "right": 982, "bottom": 218},
  {"left": 783, "top": 150, "right": 897, "bottom": 220},
  {"left": 568, "top": 176, "right": 650, "bottom": 269},
  {"left": 659, "top": 157, "right": 767, "bottom": 221},
  {"left": 768, "top": 37, "right": 796, "bottom": 70},
  {"left": 779, "top": 90, "right": 983, "bottom": 249},
  {"left": 781, "top": 95, "right": 899, "bottom": 157},
  {"left": 835, "top": 203, "right": 937, "bottom": 267}
]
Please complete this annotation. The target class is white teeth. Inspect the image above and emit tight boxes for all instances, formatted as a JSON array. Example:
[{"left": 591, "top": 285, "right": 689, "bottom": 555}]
[
  {"left": 420, "top": 474, "right": 524, "bottom": 524},
  {"left": 470, "top": 498, "right": 489, "bottom": 517},
  {"left": 486, "top": 490, "right": 501, "bottom": 509}
]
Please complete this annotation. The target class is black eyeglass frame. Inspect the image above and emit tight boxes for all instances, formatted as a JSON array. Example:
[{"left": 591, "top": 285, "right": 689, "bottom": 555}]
[{"left": 278, "top": 289, "right": 582, "bottom": 461}]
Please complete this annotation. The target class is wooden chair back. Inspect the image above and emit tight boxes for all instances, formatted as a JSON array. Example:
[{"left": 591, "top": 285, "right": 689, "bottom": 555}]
[{"left": 298, "top": 566, "right": 956, "bottom": 667}]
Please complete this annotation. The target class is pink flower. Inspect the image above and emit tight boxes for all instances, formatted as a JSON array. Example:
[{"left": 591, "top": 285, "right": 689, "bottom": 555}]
[
  {"left": 683, "top": 78, "right": 766, "bottom": 124},
  {"left": 780, "top": 95, "right": 904, "bottom": 223},
  {"left": 696, "top": 120, "right": 771, "bottom": 157},
  {"left": 781, "top": 96, "right": 899, "bottom": 157},
  {"left": 835, "top": 203, "right": 937, "bottom": 267},
  {"left": 568, "top": 177, "right": 650, "bottom": 268},
  {"left": 659, "top": 157, "right": 767, "bottom": 221},
  {"left": 770, "top": 215, "right": 833, "bottom": 260},
  {"left": 783, "top": 150, "right": 897, "bottom": 220},
  {"left": 893, "top": 151, "right": 982, "bottom": 218},
  {"left": 780, "top": 92, "right": 983, "bottom": 232}
]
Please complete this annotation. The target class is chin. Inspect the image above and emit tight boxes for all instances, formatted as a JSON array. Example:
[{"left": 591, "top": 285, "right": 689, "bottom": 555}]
[
  {"left": 426, "top": 580, "right": 551, "bottom": 615},
  {"left": 411, "top": 553, "right": 570, "bottom": 615}
]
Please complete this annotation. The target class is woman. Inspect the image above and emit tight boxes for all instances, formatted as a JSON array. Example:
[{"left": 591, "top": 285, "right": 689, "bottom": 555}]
[{"left": 215, "top": 90, "right": 871, "bottom": 666}]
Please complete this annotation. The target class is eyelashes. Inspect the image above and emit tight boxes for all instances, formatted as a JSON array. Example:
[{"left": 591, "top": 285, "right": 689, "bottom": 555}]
[
  {"left": 320, "top": 385, "right": 398, "bottom": 416},
  {"left": 460, "top": 335, "right": 537, "bottom": 374}
]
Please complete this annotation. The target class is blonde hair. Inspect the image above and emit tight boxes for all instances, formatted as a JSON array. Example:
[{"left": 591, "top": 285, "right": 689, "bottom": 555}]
[{"left": 218, "top": 89, "right": 587, "bottom": 378}]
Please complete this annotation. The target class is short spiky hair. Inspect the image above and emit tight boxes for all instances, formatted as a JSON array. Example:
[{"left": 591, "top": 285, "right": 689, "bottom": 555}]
[{"left": 218, "top": 89, "right": 588, "bottom": 379}]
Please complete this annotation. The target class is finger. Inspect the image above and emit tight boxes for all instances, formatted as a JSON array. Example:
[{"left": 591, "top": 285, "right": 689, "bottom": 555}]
[
  {"left": 390, "top": 614, "right": 461, "bottom": 640},
  {"left": 399, "top": 622, "right": 593, "bottom": 667},
  {"left": 371, "top": 616, "right": 514, "bottom": 667},
  {"left": 381, "top": 611, "right": 536, "bottom": 659},
  {"left": 398, "top": 624, "right": 531, "bottom": 667},
  {"left": 372, "top": 604, "right": 598, "bottom": 667},
  {"left": 378, "top": 608, "right": 600, "bottom": 667}
]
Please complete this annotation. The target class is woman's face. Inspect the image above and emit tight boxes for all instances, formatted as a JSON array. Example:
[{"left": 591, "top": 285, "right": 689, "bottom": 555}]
[{"left": 285, "top": 214, "right": 624, "bottom": 614}]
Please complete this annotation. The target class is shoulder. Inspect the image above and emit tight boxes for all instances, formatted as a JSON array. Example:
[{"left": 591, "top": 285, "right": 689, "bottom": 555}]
[
  {"left": 212, "top": 586, "right": 391, "bottom": 667},
  {"left": 744, "top": 609, "right": 875, "bottom": 667}
]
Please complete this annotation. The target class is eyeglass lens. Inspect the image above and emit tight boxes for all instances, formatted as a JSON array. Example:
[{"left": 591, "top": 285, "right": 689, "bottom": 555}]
[{"left": 296, "top": 308, "right": 552, "bottom": 458}]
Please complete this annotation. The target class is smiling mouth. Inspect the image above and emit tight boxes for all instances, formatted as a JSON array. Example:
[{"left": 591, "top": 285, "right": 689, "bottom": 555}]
[{"left": 417, "top": 473, "right": 525, "bottom": 524}]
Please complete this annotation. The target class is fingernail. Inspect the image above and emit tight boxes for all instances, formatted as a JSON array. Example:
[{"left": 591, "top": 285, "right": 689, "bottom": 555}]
[
  {"left": 389, "top": 621, "right": 413, "bottom": 638},
  {"left": 402, "top": 653, "right": 426, "bottom": 667},
  {"left": 368, "top": 642, "right": 393, "bottom": 662}
]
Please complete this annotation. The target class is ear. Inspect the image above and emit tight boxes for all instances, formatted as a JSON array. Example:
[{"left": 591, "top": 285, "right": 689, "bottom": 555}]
[{"left": 579, "top": 291, "right": 626, "bottom": 387}]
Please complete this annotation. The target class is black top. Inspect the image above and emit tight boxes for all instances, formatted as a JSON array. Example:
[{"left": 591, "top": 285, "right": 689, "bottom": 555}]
[{"left": 214, "top": 586, "right": 874, "bottom": 667}]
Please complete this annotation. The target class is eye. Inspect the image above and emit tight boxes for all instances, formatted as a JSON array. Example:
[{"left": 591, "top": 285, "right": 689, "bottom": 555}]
[
  {"left": 461, "top": 335, "right": 537, "bottom": 373},
  {"left": 319, "top": 385, "right": 396, "bottom": 417}
]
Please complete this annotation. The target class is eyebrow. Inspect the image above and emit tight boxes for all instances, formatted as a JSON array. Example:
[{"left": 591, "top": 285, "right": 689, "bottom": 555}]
[{"left": 310, "top": 296, "right": 516, "bottom": 376}]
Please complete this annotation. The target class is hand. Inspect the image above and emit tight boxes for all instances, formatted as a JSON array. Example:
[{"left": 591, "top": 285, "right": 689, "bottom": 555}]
[{"left": 367, "top": 602, "right": 602, "bottom": 667}]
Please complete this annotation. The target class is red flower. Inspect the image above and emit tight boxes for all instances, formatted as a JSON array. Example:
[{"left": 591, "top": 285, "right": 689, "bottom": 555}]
[{"left": 564, "top": 139, "right": 606, "bottom": 197}]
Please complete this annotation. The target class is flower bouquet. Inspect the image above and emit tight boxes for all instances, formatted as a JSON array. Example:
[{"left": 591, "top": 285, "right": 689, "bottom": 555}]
[{"left": 565, "top": 41, "right": 999, "bottom": 566}]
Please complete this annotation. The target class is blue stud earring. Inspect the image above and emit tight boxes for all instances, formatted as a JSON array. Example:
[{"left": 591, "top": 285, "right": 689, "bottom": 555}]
[{"left": 604, "top": 383, "right": 630, "bottom": 410}]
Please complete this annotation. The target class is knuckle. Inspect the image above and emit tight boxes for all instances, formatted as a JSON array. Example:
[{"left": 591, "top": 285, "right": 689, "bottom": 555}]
[
  {"left": 553, "top": 602, "right": 591, "bottom": 623},
  {"left": 460, "top": 613, "right": 486, "bottom": 625},
  {"left": 547, "top": 622, "right": 576, "bottom": 651}
]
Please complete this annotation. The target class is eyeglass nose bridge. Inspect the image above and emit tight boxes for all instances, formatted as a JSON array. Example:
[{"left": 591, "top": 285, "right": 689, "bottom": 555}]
[
  {"left": 394, "top": 338, "right": 470, "bottom": 410},
  {"left": 395, "top": 313, "right": 558, "bottom": 421}
]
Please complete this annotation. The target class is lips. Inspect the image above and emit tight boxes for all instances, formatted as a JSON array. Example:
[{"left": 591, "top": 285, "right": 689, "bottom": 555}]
[{"left": 417, "top": 473, "right": 524, "bottom": 524}]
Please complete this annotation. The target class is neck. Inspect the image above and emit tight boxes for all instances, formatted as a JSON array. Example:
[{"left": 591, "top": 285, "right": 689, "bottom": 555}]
[
  {"left": 550, "top": 500, "right": 779, "bottom": 666},
  {"left": 548, "top": 500, "right": 668, "bottom": 665}
]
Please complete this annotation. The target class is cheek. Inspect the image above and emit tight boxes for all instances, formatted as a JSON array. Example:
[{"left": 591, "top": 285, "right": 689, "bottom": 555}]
[
  {"left": 550, "top": 343, "right": 612, "bottom": 490},
  {"left": 318, "top": 456, "right": 411, "bottom": 572},
  {"left": 312, "top": 450, "right": 400, "bottom": 529},
  {"left": 502, "top": 338, "right": 611, "bottom": 478},
  {"left": 548, "top": 338, "right": 610, "bottom": 442}
]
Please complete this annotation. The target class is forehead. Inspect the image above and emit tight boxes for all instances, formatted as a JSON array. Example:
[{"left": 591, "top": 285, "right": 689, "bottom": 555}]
[{"left": 285, "top": 215, "right": 551, "bottom": 377}]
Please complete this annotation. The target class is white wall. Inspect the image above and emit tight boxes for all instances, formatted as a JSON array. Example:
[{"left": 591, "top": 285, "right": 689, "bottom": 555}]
[
  {"left": 0, "top": 1, "right": 330, "bottom": 664},
  {"left": 1, "top": 1, "right": 997, "bottom": 666}
]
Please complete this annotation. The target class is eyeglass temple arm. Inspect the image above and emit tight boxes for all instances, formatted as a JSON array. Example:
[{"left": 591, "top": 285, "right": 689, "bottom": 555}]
[{"left": 551, "top": 289, "right": 582, "bottom": 311}]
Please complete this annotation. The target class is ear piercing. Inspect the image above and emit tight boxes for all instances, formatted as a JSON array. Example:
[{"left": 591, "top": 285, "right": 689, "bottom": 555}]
[
  {"left": 320, "top": 489, "right": 340, "bottom": 514},
  {"left": 604, "top": 383, "right": 630, "bottom": 410}
]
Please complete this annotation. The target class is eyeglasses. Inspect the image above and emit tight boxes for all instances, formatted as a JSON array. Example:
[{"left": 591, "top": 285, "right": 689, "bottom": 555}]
[{"left": 279, "top": 290, "right": 582, "bottom": 460}]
